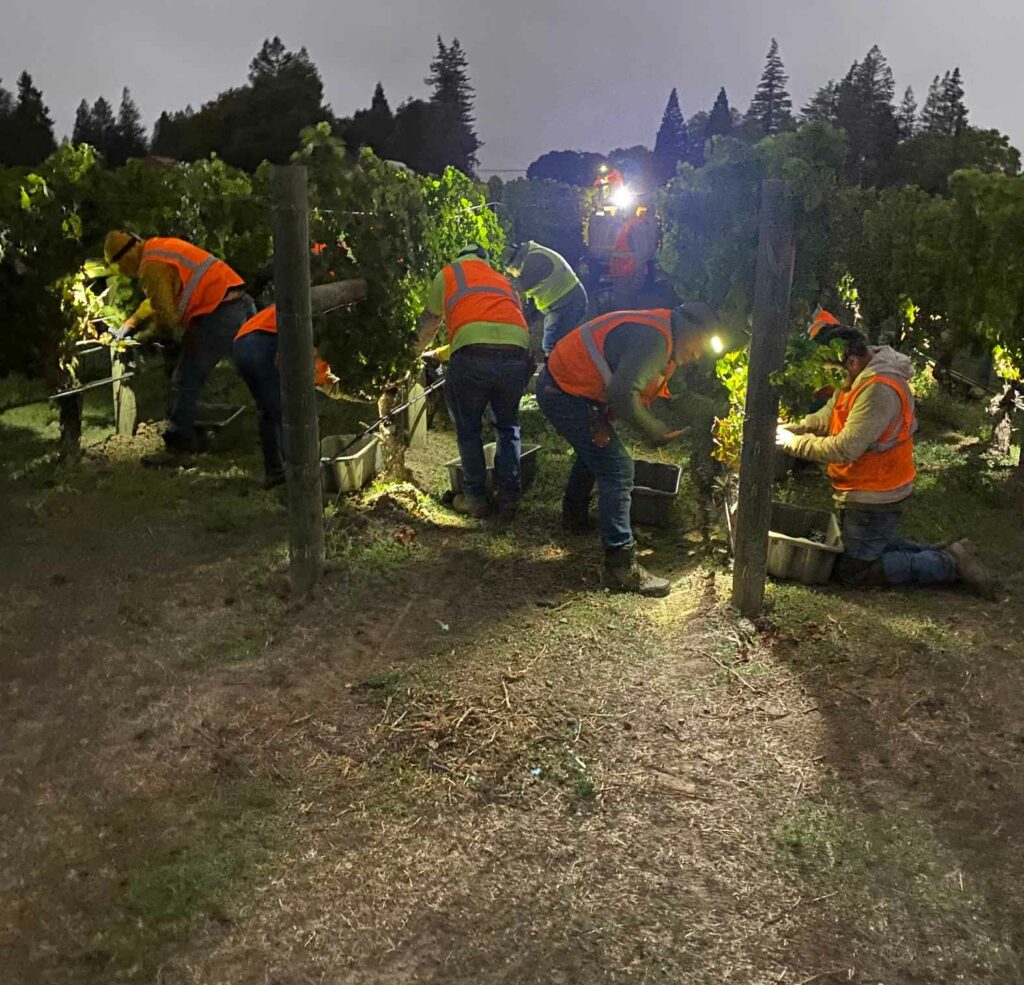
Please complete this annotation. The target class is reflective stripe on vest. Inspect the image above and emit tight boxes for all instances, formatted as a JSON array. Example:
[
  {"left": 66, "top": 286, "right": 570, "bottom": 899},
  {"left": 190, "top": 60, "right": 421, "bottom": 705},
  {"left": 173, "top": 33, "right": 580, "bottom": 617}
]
[
  {"left": 522, "top": 242, "right": 579, "bottom": 311},
  {"left": 444, "top": 261, "right": 519, "bottom": 320},
  {"left": 441, "top": 259, "right": 528, "bottom": 348},
  {"left": 827, "top": 374, "right": 917, "bottom": 493},
  {"left": 548, "top": 309, "right": 675, "bottom": 404},
  {"left": 139, "top": 238, "right": 243, "bottom": 326}
]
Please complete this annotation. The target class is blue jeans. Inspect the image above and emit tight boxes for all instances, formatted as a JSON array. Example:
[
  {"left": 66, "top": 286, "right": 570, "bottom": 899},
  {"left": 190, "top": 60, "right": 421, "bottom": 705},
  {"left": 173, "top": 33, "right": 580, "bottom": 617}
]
[
  {"left": 542, "top": 286, "right": 589, "bottom": 356},
  {"left": 166, "top": 295, "right": 256, "bottom": 451},
  {"left": 536, "top": 367, "right": 634, "bottom": 551},
  {"left": 233, "top": 329, "right": 284, "bottom": 480},
  {"left": 838, "top": 505, "right": 956, "bottom": 587},
  {"left": 446, "top": 345, "right": 531, "bottom": 504}
]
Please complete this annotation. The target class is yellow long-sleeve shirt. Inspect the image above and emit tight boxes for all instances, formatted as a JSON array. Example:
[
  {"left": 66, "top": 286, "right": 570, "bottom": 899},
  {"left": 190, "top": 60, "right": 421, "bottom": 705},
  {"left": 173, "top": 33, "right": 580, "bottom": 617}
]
[{"left": 130, "top": 262, "right": 183, "bottom": 332}]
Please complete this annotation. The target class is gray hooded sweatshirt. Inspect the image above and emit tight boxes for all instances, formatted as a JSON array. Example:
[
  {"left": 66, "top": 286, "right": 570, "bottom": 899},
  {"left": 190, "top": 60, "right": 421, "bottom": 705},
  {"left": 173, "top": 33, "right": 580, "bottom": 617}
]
[{"left": 785, "top": 346, "right": 916, "bottom": 506}]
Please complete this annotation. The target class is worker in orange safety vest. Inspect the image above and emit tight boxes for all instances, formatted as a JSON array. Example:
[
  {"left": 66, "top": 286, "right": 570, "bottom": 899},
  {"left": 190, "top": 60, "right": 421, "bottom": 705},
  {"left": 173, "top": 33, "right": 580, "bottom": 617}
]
[
  {"left": 104, "top": 230, "right": 256, "bottom": 467},
  {"left": 233, "top": 285, "right": 354, "bottom": 489},
  {"left": 777, "top": 310, "right": 994, "bottom": 595},
  {"left": 417, "top": 243, "right": 530, "bottom": 518},
  {"left": 538, "top": 303, "right": 724, "bottom": 596}
]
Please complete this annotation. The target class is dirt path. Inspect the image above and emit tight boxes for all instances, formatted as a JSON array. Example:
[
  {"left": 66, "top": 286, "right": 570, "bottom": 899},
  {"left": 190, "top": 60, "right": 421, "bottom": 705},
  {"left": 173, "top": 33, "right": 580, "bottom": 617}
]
[{"left": 1, "top": 423, "right": 1022, "bottom": 985}]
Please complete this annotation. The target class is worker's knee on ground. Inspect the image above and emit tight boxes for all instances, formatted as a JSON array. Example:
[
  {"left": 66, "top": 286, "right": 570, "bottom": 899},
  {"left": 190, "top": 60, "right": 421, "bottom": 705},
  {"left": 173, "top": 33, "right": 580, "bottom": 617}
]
[{"left": 835, "top": 554, "right": 885, "bottom": 587}]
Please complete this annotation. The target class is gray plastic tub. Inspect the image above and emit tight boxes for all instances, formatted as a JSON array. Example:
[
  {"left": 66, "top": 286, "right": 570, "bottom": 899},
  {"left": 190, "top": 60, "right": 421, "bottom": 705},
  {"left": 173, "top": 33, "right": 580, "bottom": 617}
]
[
  {"left": 320, "top": 433, "right": 382, "bottom": 494},
  {"left": 630, "top": 459, "right": 682, "bottom": 527},
  {"left": 446, "top": 443, "right": 541, "bottom": 495},
  {"left": 766, "top": 501, "right": 844, "bottom": 585}
]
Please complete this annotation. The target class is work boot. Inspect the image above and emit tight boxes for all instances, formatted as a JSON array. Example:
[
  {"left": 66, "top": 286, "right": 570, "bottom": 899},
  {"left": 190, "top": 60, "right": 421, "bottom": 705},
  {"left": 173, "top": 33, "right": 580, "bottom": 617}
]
[
  {"left": 603, "top": 545, "right": 671, "bottom": 598},
  {"left": 561, "top": 502, "right": 595, "bottom": 534},
  {"left": 945, "top": 539, "right": 995, "bottom": 599},
  {"left": 141, "top": 447, "right": 191, "bottom": 469},
  {"left": 450, "top": 493, "right": 491, "bottom": 518}
]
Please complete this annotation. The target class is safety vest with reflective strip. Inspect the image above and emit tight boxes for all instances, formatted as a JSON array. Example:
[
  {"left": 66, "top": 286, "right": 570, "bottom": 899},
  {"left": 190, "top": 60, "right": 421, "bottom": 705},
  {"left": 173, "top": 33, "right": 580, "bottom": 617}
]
[
  {"left": 827, "top": 374, "right": 918, "bottom": 493},
  {"left": 140, "top": 237, "right": 244, "bottom": 327},
  {"left": 519, "top": 242, "right": 580, "bottom": 312},
  {"left": 548, "top": 309, "right": 676, "bottom": 405},
  {"left": 442, "top": 259, "right": 528, "bottom": 348},
  {"left": 235, "top": 304, "right": 335, "bottom": 388},
  {"left": 609, "top": 218, "right": 644, "bottom": 277}
]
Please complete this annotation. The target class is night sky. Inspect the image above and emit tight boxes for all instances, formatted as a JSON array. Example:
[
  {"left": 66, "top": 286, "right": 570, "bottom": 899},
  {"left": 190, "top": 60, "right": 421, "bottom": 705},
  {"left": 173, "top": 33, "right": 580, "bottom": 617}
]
[{"left": 3, "top": 0, "right": 1021, "bottom": 175}]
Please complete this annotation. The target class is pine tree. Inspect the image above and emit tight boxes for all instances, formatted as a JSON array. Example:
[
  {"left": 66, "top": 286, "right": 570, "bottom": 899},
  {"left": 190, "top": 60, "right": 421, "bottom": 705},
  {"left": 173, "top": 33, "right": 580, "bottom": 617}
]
[
  {"left": 0, "top": 79, "right": 14, "bottom": 163},
  {"left": 112, "top": 87, "right": 148, "bottom": 164},
  {"left": 425, "top": 36, "right": 481, "bottom": 175},
  {"left": 897, "top": 86, "right": 917, "bottom": 140},
  {"left": 653, "top": 88, "right": 689, "bottom": 182},
  {"left": 72, "top": 99, "right": 96, "bottom": 146},
  {"left": 802, "top": 80, "right": 839, "bottom": 123},
  {"left": 920, "top": 69, "right": 969, "bottom": 138},
  {"left": 746, "top": 38, "right": 793, "bottom": 137},
  {"left": 834, "top": 46, "right": 899, "bottom": 185},
  {"left": 4, "top": 71, "right": 56, "bottom": 165},
  {"left": 941, "top": 67, "right": 969, "bottom": 137},
  {"left": 920, "top": 75, "right": 944, "bottom": 132},
  {"left": 706, "top": 87, "right": 733, "bottom": 139}
]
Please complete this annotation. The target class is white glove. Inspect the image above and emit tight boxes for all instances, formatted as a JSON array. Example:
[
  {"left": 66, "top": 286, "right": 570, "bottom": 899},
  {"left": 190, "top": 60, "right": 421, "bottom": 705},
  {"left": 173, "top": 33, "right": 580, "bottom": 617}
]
[{"left": 775, "top": 425, "right": 797, "bottom": 450}]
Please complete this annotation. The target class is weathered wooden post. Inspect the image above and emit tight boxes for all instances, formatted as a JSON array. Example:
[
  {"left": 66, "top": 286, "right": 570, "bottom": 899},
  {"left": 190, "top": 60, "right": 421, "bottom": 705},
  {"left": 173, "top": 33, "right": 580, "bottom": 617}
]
[
  {"left": 111, "top": 348, "right": 137, "bottom": 435},
  {"left": 731, "top": 179, "right": 796, "bottom": 618},
  {"left": 271, "top": 164, "right": 325, "bottom": 595}
]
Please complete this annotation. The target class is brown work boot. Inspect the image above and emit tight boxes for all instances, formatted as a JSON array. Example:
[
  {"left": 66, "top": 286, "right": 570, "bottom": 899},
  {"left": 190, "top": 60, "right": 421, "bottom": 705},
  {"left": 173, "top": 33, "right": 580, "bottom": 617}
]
[
  {"left": 945, "top": 539, "right": 995, "bottom": 599},
  {"left": 603, "top": 545, "right": 671, "bottom": 598},
  {"left": 449, "top": 493, "right": 491, "bottom": 518}
]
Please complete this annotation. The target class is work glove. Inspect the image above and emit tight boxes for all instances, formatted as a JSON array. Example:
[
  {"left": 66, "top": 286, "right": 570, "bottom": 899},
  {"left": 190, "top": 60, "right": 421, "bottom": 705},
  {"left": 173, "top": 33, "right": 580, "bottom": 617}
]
[
  {"left": 113, "top": 318, "right": 137, "bottom": 342},
  {"left": 775, "top": 425, "right": 797, "bottom": 450}
]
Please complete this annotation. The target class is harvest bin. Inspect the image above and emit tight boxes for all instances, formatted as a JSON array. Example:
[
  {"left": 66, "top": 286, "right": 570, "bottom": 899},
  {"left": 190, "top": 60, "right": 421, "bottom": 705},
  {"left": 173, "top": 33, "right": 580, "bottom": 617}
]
[
  {"left": 320, "top": 433, "right": 382, "bottom": 495},
  {"left": 630, "top": 459, "right": 682, "bottom": 527},
  {"left": 766, "top": 501, "right": 844, "bottom": 585},
  {"left": 446, "top": 443, "right": 541, "bottom": 495}
]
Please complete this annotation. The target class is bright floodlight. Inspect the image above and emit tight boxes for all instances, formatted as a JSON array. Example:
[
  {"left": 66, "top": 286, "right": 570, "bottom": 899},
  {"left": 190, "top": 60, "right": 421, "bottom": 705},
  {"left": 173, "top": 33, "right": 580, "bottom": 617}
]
[
  {"left": 710, "top": 335, "right": 725, "bottom": 354},
  {"left": 610, "top": 185, "right": 635, "bottom": 209}
]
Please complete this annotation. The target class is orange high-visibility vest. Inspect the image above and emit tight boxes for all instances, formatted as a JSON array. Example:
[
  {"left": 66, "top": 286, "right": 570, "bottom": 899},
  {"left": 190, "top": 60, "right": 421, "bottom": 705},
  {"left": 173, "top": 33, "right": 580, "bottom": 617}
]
[
  {"left": 609, "top": 219, "right": 639, "bottom": 277},
  {"left": 442, "top": 259, "right": 528, "bottom": 347},
  {"left": 827, "top": 374, "right": 917, "bottom": 493},
  {"left": 139, "top": 237, "right": 244, "bottom": 326},
  {"left": 235, "top": 305, "right": 334, "bottom": 388},
  {"left": 548, "top": 309, "right": 676, "bottom": 405}
]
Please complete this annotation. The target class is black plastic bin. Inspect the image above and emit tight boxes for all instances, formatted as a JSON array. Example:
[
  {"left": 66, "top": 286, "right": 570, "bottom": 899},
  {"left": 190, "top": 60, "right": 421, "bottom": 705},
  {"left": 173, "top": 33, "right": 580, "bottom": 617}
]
[
  {"left": 630, "top": 459, "right": 682, "bottom": 527},
  {"left": 445, "top": 443, "right": 541, "bottom": 495}
]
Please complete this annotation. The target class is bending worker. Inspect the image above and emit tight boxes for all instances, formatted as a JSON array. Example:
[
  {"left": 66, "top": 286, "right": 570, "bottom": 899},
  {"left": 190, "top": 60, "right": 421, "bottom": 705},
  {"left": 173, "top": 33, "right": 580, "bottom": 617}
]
[
  {"left": 776, "top": 311, "right": 994, "bottom": 596},
  {"left": 502, "top": 241, "right": 588, "bottom": 356},
  {"left": 233, "top": 284, "right": 361, "bottom": 489},
  {"left": 417, "top": 243, "right": 531, "bottom": 518},
  {"left": 538, "top": 304, "right": 722, "bottom": 597},
  {"left": 103, "top": 230, "right": 255, "bottom": 466}
]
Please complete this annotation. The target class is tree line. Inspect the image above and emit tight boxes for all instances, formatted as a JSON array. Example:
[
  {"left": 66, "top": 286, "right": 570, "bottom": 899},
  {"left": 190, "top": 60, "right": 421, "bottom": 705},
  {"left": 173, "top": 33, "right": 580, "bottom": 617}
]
[
  {"left": 527, "top": 39, "right": 1018, "bottom": 195},
  {"left": 0, "top": 35, "right": 481, "bottom": 177}
]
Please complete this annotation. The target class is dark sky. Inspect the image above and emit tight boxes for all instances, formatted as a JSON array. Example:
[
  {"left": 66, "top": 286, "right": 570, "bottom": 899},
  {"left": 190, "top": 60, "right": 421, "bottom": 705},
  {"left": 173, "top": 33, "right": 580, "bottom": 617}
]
[{"left": 3, "top": 0, "right": 1021, "bottom": 175}]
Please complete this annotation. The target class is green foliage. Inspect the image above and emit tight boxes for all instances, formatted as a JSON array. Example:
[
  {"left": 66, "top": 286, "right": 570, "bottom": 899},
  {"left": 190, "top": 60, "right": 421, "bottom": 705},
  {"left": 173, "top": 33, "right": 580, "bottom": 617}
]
[
  {"left": 500, "top": 178, "right": 585, "bottom": 264},
  {"left": 296, "top": 123, "right": 504, "bottom": 391}
]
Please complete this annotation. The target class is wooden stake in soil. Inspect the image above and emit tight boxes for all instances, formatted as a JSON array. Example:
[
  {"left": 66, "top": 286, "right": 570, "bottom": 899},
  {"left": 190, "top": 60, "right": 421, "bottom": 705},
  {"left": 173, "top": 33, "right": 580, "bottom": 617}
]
[
  {"left": 111, "top": 348, "right": 137, "bottom": 436},
  {"left": 271, "top": 164, "right": 325, "bottom": 594},
  {"left": 731, "top": 179, "right": 796, "bottom": 618}
]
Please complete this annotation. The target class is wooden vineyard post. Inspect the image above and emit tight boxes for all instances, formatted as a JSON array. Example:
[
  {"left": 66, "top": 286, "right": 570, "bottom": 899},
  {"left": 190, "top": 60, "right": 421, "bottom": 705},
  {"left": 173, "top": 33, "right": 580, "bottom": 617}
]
[
  {"left": 730, "top": 180, "right": 796, "bottom": 618},
  {"left": 111, "top": 348, "right": 137, "bottom": 435},
  {"left": 271, "top": 164, "right": 325, "bottom": 595},
  {"left": 405, "top": 380, "right": 428, "bottom": 450}
]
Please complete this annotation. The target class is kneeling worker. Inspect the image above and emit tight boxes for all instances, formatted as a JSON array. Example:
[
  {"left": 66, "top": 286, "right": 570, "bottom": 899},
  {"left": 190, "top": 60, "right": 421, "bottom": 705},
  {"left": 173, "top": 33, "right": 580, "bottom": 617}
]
[
  {"left": 104, "top": 230, "right": 256, "bottom": 465},
  {"left": 538, "top": 304, "right": 722, "bottom": 597},
  {"left": 776, "top": 313, "right": 994, "bottom": 596},
  {"left": 502, "top": 241, "right": 588, "bottom": 356}
]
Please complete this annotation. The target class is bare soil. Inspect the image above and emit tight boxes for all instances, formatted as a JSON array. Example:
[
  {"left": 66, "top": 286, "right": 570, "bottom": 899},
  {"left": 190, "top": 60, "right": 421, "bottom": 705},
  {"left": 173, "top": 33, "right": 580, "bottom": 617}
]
[{"left": 0, "top": 414, "right": 1022, "bottom": 985}]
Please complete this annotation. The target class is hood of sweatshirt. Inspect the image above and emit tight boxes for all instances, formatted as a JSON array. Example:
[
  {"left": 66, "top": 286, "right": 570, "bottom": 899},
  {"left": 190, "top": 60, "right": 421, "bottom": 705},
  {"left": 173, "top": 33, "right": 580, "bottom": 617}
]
[{"left": 859, "top": 345, "right": 914, "bottom": 384}]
